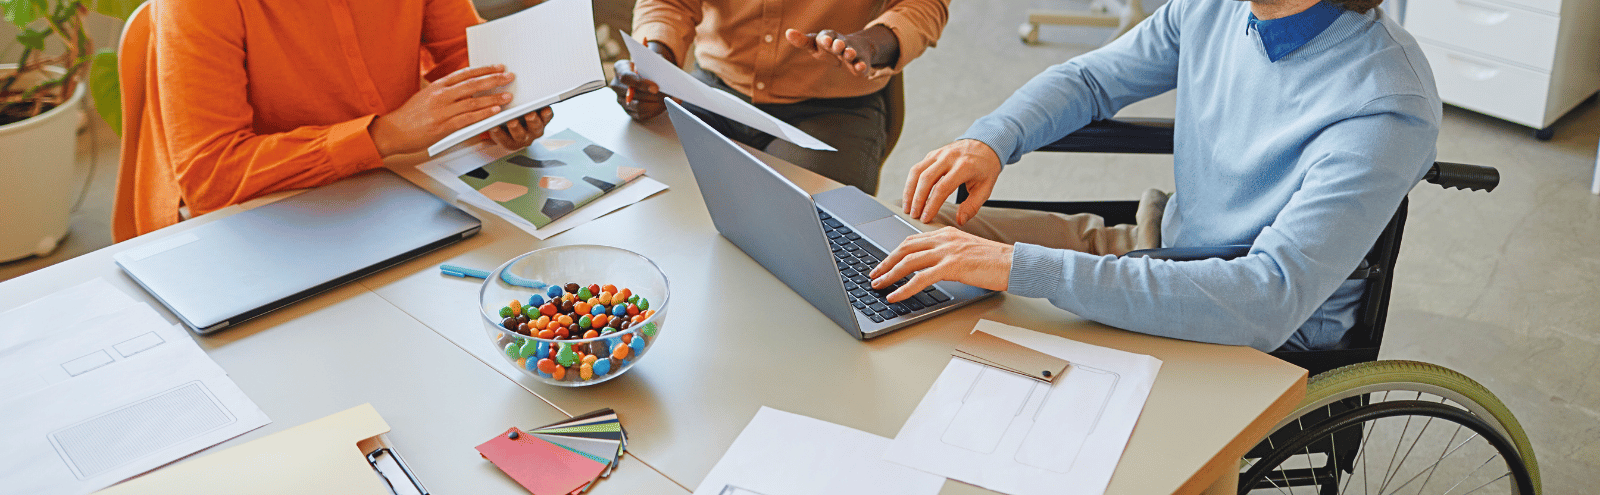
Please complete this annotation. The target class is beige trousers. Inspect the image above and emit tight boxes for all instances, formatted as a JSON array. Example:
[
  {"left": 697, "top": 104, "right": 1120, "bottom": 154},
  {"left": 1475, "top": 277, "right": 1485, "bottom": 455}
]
[{"left": 911, "top": 189, "right": 1171, "bottom": 255}]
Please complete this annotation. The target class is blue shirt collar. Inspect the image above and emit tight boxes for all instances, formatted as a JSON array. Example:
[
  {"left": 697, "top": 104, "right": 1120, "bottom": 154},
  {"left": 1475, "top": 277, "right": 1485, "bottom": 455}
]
[{"left": 1246, "top": 1, "right": 1345, "bottom": 62}]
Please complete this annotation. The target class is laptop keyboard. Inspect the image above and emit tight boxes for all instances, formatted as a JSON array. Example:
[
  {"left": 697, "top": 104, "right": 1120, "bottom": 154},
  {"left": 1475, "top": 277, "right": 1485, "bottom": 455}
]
[{"left": 818, "top": 208, "right": 952, "bottom": 323}]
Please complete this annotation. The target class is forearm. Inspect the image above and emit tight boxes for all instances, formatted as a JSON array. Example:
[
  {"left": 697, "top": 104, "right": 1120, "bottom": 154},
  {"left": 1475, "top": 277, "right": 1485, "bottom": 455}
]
[
  {"left": 173, "top": 118, "right": 383, "bottom": 215},
  {"left": 874, "top": 0, "right": 949, "bottom": 71}
]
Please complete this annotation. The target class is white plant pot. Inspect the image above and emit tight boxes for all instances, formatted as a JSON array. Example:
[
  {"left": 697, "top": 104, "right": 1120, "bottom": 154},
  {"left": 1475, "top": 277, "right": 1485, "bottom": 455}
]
[{"left": 0, "top": 64, "right": 86, "bottom": 262}]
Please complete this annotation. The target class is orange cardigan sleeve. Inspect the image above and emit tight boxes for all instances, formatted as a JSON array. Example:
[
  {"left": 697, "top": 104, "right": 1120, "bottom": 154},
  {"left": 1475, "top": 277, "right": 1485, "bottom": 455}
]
[
  {"left": 872, "top": 0, "right": 950, "bottom": 72},
  {"left": 421, "top": 0, "right": 483, "bottom": 81},
  {"left": 154, "top": 0, "right": 384, "bottom": 217}
]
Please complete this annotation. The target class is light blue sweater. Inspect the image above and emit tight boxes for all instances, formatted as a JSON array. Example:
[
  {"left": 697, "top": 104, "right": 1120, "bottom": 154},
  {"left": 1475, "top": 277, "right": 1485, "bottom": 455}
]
[{"left": 962, "top": 0, "right": 1441, "bottom": 351}]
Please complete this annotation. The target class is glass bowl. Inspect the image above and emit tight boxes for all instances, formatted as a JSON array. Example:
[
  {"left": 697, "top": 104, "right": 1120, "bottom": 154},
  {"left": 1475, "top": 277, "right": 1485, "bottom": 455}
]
[{"left": 480, "top": 245, "right": 668, "bottom": 387}]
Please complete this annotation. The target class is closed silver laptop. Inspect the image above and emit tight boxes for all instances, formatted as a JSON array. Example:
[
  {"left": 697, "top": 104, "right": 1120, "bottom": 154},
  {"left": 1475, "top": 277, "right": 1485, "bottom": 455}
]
[
  {"left": 665, "top": 100, "right": 993, "bottom": 339},
  {"left": 114, "top": 169, "right": 481, "bottom": 334}
]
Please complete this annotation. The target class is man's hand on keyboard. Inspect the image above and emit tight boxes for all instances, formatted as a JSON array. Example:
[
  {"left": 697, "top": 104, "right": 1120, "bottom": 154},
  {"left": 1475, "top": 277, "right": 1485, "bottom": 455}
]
[{"left": 868, "top": 227, "right": 1011, "bottom": 303}]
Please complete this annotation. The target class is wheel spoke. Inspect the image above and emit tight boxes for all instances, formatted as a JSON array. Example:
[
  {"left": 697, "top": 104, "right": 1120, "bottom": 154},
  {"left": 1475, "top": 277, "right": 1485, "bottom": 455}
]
[
  {"left": 1381, "top": 415, "right": 1435, "bottom": 493},
  {"left": 1379, "top": 413, "right": 1417, "bottom": 493},
  {"left": 1457, "top": 472, "right": 1512, "bottom": 495},
  {"left": 1381, "top": 424, "right": 1469, "bottom": 494},
  {"left": 1440, "top": 453, "right": 1500, "bottom": 495}
]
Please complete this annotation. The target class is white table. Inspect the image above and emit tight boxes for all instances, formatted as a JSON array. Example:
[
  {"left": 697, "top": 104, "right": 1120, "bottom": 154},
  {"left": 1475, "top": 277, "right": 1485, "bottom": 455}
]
[{"left": 0, "top": 91, "right": 1304, "bottom": 494}]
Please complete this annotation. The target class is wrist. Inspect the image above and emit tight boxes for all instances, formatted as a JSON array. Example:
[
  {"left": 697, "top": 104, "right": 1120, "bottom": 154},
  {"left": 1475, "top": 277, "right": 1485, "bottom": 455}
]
[
  {"left": 854, "top": 24, "right": 900, "bottom": 68},
  {"left": 368, "top": 115, "right": 401, "bottom": 157}
]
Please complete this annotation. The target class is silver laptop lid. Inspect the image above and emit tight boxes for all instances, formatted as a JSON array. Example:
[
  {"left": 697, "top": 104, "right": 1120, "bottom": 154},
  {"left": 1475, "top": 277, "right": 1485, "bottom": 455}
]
[
  {"left": 114, "top": 169, "right": 480, "bottom": 333},
  {"left": 664, "top": 100, "right": 864, "bottom": 337}
]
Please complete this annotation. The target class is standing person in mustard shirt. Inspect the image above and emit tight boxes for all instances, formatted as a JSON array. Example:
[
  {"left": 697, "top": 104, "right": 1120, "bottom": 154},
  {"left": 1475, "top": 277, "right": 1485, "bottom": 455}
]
[
  {"left": 112, "top": 0, "right": 553, "bottom": 241},
  {"left": 608, "top": 0, "right": 950, "bottom": 194}
]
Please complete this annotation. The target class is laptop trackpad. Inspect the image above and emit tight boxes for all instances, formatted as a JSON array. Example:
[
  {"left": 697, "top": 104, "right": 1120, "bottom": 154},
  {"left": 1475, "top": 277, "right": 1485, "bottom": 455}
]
[{"left": 855, "top": 215, "right": 924, "bottom": 253}]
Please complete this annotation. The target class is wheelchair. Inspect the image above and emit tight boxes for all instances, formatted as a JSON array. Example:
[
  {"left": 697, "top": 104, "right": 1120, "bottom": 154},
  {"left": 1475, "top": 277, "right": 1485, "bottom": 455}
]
[{"left": 956, "top": 118, "right": 1541, "bottom": 494}]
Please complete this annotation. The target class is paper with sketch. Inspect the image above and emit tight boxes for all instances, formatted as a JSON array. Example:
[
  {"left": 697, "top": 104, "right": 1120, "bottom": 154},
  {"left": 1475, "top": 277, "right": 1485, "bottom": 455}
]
[
  {"left": 884, "top": 320, "right": 1161, "bottom": 495},
  {"left": 621, "top": 33, "right": 836, "bottom": 151},
  {"left": 427, "top": 0, "right": 606, "bottom": 156},
  {"left": 693, "top": 407, "right": 944, "bottom": 495},
  {"left": 0, "top": 279, "right": 269, "bottom": 495},
  {"left": 419, "top": 135, "right": 668, "bottom": 239}
]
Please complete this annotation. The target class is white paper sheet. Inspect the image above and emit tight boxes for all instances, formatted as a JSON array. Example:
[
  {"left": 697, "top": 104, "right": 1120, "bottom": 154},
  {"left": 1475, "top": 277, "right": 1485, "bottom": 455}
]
[
  {"left": 621, "top": 33, "right": 836, "bottom": 151},
  {"left": 419, "top": 140, "right": 668, "bottom": 240},
  {"left": 428, "top": 0, "right": 606, "bottom": 156},
  {"left": 693, "top": 407, "right": 945, "bottom": 495},
  {"left": 0, "top": 279, "right": 270, "bottom": 495},
  {"left": 883, "top": 320, "right": 1162, "bottom": 495}
]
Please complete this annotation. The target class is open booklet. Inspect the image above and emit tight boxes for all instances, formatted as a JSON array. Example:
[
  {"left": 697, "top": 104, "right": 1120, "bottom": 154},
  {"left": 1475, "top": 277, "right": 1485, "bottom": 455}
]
[{"left": 427, "top": 0, "right": 606, "bottom": 156}]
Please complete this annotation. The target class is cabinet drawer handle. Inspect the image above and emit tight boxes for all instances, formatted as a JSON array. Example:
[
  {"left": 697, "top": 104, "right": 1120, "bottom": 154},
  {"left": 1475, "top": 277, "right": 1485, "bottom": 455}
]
[
  {"left": 1454, "top": 0, "right": 1511, "bottom": 25},
  {"left": 1447, "top": 54, "right": 1501, "bottom": 81}
]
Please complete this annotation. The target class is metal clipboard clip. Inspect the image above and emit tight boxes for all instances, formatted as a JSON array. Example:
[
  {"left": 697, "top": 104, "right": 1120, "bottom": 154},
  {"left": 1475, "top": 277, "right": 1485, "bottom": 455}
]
[{"left": 366, "top": 446, "right": 429, "bottom": 495}]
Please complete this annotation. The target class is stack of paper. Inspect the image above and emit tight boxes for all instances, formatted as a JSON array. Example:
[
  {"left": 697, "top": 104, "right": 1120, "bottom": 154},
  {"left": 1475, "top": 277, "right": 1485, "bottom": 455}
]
[
  {"left": 477, "top": 408, "right": 628, "bottom": 495},
  {"left": 0, "top": 279, "right": 269, "bottom": 495},
  {"left": 420, "top": 129, "right": 668, "bottom": 239},
  {"left": 693, "top": 407, "right": 944, "bottom": 495}
]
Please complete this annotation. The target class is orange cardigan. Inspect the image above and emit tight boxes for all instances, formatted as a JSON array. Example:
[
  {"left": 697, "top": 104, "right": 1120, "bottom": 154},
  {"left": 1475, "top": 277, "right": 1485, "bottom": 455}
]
[{"left": 113, "top": 0, "right": 482, "bottom": 241}]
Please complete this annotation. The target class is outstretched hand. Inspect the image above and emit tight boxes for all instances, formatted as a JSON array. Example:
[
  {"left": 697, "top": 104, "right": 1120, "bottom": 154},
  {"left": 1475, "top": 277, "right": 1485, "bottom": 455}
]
[{"left": 783, "top": 25, "right": 900, "bottom": 80}]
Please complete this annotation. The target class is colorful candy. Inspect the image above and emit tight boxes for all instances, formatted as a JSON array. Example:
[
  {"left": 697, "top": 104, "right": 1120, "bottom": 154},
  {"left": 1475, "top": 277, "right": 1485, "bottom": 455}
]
[{"left": 494, "top": 280, "right": 661, "bottom": 384}]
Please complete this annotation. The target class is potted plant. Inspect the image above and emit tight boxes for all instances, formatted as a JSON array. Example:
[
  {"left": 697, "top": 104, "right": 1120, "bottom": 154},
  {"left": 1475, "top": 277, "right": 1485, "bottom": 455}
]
[{"left": 1, "top": 0, "right": 139, "bottom": 262}]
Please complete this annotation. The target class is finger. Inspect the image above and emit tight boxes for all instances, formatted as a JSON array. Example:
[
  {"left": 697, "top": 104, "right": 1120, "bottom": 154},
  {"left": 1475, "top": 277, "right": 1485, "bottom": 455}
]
[
  {"left": 504, "top": 117, "right": 529, "bottom": 144},
  {"left": 920, "top": 174, "right": 964, "bottom": 224},
  {"left": 447, "top": 92, "right": 512, "bottom": 116},
  {"left": 830, "top": 38, "right": 849, "bottom": 55},
  {"left": 441, "top": 72, "right": 516, "bottom": 101},
  {"left": 908, "top": 157, "right": 949, "bottom": 220},
  {"left": 853, "top": 61, "right": 870, "bottom": 75},
  {"left": 489, "top": 125, "right": 514, "bottom": 149},
  {"left": 903, "top": 153, "right": 938, "bottom": 213},
  {"left": 444, "top": 105, "right": 502, "bottom": 131},
  {"left": 872, "top": 250, "right": 939, "bottom": 290},
  {"left": 842, "top": 47, "right": 859, "bottom": 64},
  {"left": 956, "top": 181, "right": 992, "bottom": 226},
  {"left": 435, "top": 64, "right": 504, "bottom": 87},
  {"left": 784, "top": 29, "right": 812, "bottom": 49},
  {"left": 887, "top": 270, "right": 942, "bottom": 303},
  {"left": 869, "top": 233, "right": 938, "bottom": 278}
]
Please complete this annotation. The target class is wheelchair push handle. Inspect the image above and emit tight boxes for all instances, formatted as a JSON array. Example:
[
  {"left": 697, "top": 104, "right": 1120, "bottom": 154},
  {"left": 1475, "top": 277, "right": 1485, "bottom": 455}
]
[{"left": 1425, "top": 162, "right": 1498, "bottom": 192}]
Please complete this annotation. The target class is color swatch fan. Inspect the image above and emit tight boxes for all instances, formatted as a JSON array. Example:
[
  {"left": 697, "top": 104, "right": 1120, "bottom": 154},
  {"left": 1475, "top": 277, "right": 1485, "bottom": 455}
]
[
  {"left": 457, "top": 129, "right": 647, "bottom": 228},
  {"left": 478, "top": 408, "right": 628, "bottom": 494}
]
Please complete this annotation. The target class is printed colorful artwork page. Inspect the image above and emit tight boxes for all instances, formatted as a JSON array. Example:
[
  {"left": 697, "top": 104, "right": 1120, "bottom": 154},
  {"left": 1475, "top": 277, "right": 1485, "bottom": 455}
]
[{"left": 457, "top": 129, "right": 647, "bottom": 228}]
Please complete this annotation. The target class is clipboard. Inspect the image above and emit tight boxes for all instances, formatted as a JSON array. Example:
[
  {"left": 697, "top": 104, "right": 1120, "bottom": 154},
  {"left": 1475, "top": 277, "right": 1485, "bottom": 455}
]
[{"left": 97, "top": 404, "right": 426, "bottom": 495}]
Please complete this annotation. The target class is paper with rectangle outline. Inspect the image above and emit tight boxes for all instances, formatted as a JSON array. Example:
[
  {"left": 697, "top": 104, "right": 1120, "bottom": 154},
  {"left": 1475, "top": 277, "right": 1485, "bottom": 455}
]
[
  {"left": 426, "top": 0, "right": 605, "bottom": 156},
  {"left": 939, "top": 367, "right": 1038, "bottom": 453},
  {"left": 0, "top": 285, "right": 269, "bottom": 495},
  {"left": 882, "top": 319, "right": 1162, "bottom": 495},
  {"left": 1014, "top": 365, "right": 1118, "bottom": 473},
  {"left": 621, "top": 33, "right": 836, "bottom": 151}
]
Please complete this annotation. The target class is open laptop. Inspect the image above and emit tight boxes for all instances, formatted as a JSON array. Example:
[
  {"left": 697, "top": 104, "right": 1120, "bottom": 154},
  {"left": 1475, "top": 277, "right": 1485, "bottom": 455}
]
[
  {"left": 666, "top": 100, "right": 993, "bottom": 339},
  {"left": 114, "top": 169, "right": 481, "bottom": 334}
]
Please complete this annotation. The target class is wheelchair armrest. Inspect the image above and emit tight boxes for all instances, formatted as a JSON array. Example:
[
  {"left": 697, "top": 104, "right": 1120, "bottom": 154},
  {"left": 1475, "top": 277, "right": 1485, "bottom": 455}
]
[
  {"left": 1037, "top": 118, "right": 1176, "bottom": 155},
  {"left": 1123, "top": 245, "right": 1250, "bottom": 261},
  {"left": 1425, "top": 162, "right": 1499, "bottom": 192}
]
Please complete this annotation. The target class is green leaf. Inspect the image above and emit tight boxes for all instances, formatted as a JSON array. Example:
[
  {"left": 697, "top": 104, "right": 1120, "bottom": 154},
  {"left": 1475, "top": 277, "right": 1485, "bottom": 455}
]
[
  {"left": 93, "top": 0, "right": 143, "bottom": 20},
  {"left": 15, "top": 26, "right": 48, "bottom": 50},
  {"left": 4, "top": 0, "right": 40, "bottom": 28},
  {"left": 89, "top": 48, "right": 121, "bottom": 136}
]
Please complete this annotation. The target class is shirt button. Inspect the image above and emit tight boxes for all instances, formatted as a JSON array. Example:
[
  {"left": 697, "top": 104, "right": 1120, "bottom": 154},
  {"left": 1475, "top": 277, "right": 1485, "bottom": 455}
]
[
  {"left": 764, "top": 34, "right": 774, "bottom": 43},
  {"left": 756, "top": 82, "right": 766, "bottom": 90}
]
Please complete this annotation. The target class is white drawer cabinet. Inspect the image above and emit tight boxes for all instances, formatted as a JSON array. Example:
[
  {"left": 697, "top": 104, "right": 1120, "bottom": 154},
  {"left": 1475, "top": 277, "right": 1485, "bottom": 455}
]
[{"left": 1405, "top": 0, "right": 1600, "bottom": 138}]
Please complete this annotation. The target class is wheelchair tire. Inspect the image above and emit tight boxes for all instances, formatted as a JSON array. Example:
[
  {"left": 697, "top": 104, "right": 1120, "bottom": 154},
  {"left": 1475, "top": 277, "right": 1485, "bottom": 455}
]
[
  {"left": 1243, "top": 360, "right": 1540, "bottom": 494},
  {"left": 1240, "top": 400, "right": 1536, "bottom": 494}
]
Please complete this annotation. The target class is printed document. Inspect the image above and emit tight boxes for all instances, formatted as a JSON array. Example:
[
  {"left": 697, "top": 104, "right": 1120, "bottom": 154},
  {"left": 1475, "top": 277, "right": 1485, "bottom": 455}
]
[
  {"left": 884, "top": 320, "right": 1161, "bottom": 495},
  {"left": 0, "top": 279, "right": 269, "bottom": 495},
  {"left": 621, "top": 33, "right": 836, "bottom": 151}
]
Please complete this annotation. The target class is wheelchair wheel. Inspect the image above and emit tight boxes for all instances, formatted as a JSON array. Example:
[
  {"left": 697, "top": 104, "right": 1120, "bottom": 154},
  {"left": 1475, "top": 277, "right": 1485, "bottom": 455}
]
[{"left": 1239, "top": 360, "right": 1540, "bottom": 494}]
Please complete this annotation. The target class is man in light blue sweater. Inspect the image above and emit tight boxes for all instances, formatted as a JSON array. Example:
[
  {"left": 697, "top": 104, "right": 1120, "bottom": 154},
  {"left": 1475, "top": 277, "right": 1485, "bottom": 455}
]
[{"left": 868, "top": 0, "right": 1441, "bottom": 351}]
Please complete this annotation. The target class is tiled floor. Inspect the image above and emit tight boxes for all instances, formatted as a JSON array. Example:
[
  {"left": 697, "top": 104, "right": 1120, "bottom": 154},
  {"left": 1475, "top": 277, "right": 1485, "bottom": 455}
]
[{"left": 3, "top": 0, "right": 1596, "bottom": 490}]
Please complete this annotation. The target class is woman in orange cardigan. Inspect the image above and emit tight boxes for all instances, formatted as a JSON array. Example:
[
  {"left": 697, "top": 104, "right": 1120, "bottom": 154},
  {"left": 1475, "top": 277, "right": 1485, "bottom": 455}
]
[{"left": 113, "top": 0, "right": 552, "bottom": 240}]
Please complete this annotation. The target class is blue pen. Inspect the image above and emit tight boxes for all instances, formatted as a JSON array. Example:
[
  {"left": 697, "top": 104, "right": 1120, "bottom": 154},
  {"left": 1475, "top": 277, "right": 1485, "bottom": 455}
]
[{"left": 439, "top": 264, "right": 547, "bottom": 289}]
